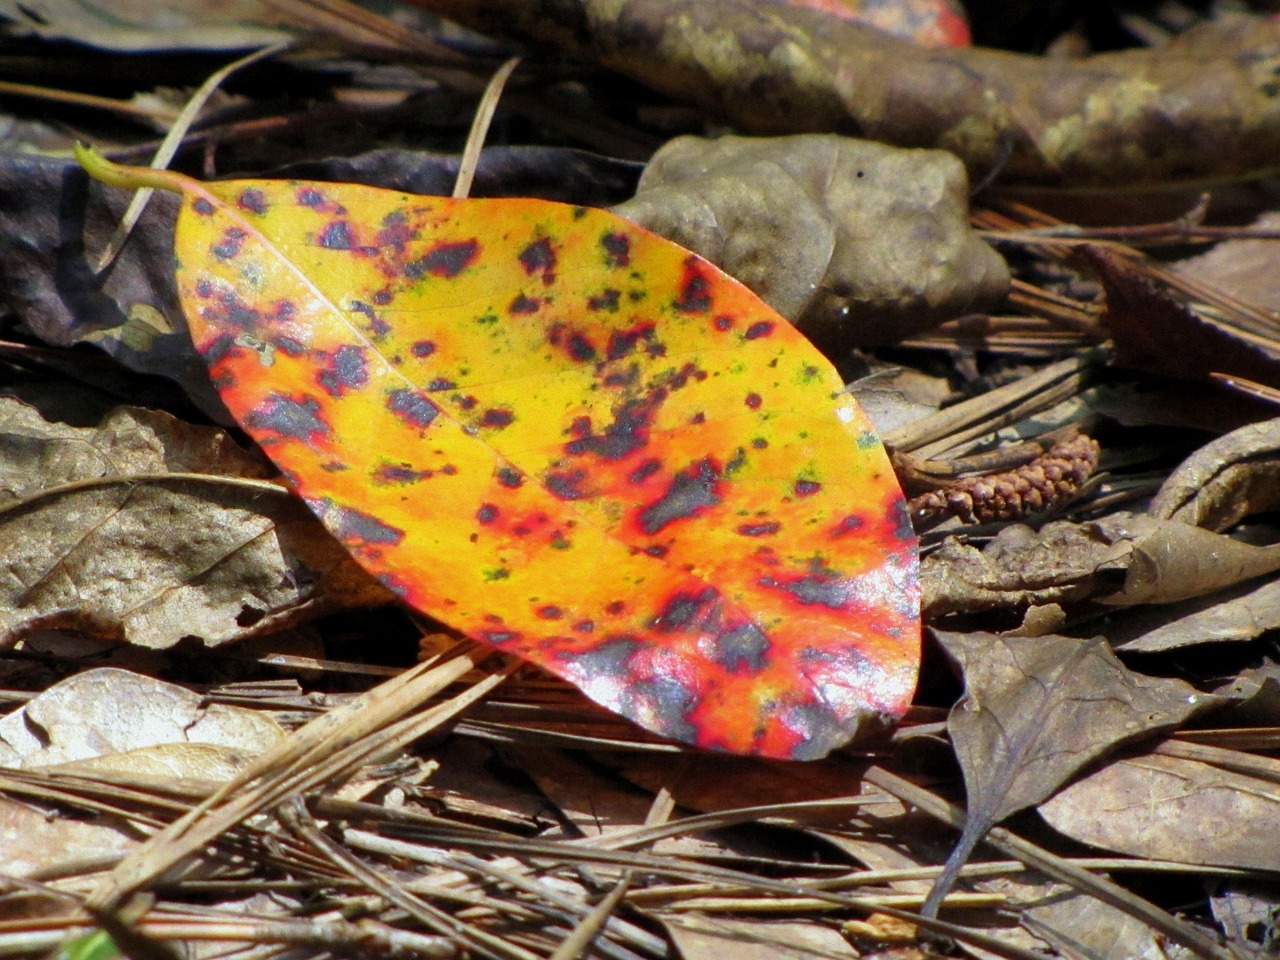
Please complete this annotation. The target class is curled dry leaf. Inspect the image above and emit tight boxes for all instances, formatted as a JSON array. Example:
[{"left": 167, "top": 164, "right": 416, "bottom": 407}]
[
  {"left": 923, "top": 512, "right": 1280, "bottom": 616},
  {"left": 0, "top": 397, "right": 393, "bottom": 649},
  {"left": 1040, "top": 752, "right": 1280, "bottom": 872},
  {"left": 417, "top": 0, "right": 1280, "bottom": 187},
  {"left": 1148, "top": 415, "right": 1280, "bottom": 531},
  {"left": 614, "top": 134, "right": 1009, "bottom": 345},
  {"left": 923, "top": 631, "right": 1201, "bottom": 916}
]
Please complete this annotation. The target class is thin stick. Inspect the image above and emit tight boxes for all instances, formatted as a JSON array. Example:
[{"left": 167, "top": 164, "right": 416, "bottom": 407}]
[{"left": 453, "top": 57, "right": 521, "bottom": 200}]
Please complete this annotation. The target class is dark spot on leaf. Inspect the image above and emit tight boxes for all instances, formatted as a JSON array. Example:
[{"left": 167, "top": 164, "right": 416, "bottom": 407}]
[
  {"left": 712, "top": 622, "right": 771, "bottom": 673},
  {"left": 674, "top": 260, "right": 712, "bottom": 313},
  {"left": 831, "top": 514, "right": 865, "bottom": 538},
  {"left": 638, "top": 457, "right": 722, "bottom": 534},
  {"left": 518, "top": 236, "right": 557, "bottom": 277},
  {"left": 318, "top": 220, "right": 354, "bottom": 250},
  {"left": 601, "top": 231, "right": 630, "bottom": 267},
  {"left": 202, "top": 333, "right": 237, "bottom": 365},
  {"left": 195, "top": 278, "right": 213, "bottom": 298},
  {"left": 480, "top": 408, "right": 514, "bottom": 428},
  {"left": 212, "top": 227, "right": 247, "bottom": 260},
  {"left": 546, "top": 468, "right": 589, "bottom": 500},
  {"left": 496, "top": 466, "right": 524, "bottom": 488},
  {"left": 246, "top": 393, "right": 329, "bottom": 441},
  {"left": 752, "top": 437, "right": 768, "bottom": 449},
  {"left": 427, "top": 378, "right": 456, "bottom": 391},
  {"left": 629, "top": 458, "right": 662, "bottom": 484},
  {"left": 691, "top": 412, "right": 705, "bottom": 425},
  {"left": 476, "top": 503, "right": 498, "bottom": 524},
  {"left": 509, "top": 294, "right": 540, "bottom": 314},
  {"left": 538, "top": 605, "right": 563, "bottom": 619},
  {"left": 337, "top": 505, "right": 405, "bottom": 545},
  {"left": 482, "top": 629, "right": 520, "bottom": 645},
  {"left": 296, "top": 186, "right": 326, "bottom": 207},
  {"left": 373, "top": 289, "right": 393, "bottom": 305},
  {"left": 411, "top": 340, "right": 436, "bottom": 358},
  {"left": 794, "top": 479, "right": 821, "bottom": 497},
  {"left": 386, "top": 389, "right": 439, "bottom": 428},
  {"left": 377, "top": 211, "right": 414, "bottom": 247},
  {"left": 759, "top": 571, "right": 859, "bottom": 610},
  {"left": 607, "top": 323, "right": 656, "bottom": 361},
  {"left": 588, "top": 288, "right": 620, "bottom": 312},
  {"left": 606, "top": 600, "right": 626, "bottom": 615},
  {"left": 573, "top": 619, "right": 595, "bottom": 633},
  {"left": 744, "top": 320, "right": 775, "bottom": 340},
  {"left": 405, "top": 239, "right": 479, "bottom": 279},
  {"left": 714, "top": 315, "right": 733, "bottom": 331},
  {"left": 192, "top": 197, "right": 214, "bottom": 216},
  {"left": 645, "top": 544, "right": 668, "bottom": 557},
  {"left": 237, "top": 188, "right": 267, "bottom": 214},
  {"left": 565, "top": 395, "right": 661, "bottom": 461},
  {"left": 737, "top": 522, "right": 780, "bottom": 537},
  {"left": 745, "top": 392, "right": 762, "bottom": 409},
  {"left": 316, "top": 344, "right": 368, "bottom": 397},
  {"left": 372, "top": 463, "right": 433, "bottom": 485},
  {"left": 568, "top": 331, "right": 596, "bottom": 361},
  {"left": 652, "top": 587, "right": 718, "bottom": 632}
]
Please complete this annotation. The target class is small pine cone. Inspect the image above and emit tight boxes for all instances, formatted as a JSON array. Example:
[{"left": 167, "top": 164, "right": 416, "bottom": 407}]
[{"left": 910, "top": 433, "right": 1101, "bottom": 524}]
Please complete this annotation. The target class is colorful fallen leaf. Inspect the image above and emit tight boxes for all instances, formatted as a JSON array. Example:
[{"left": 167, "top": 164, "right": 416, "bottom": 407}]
[{"left": 76, "top": 146, "right": 919, "bottom": 760}]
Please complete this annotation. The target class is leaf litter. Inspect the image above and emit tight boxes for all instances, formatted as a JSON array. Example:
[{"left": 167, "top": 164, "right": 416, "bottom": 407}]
[{"left": 2, "top": 3, "right": 1280, "bottom": 959}]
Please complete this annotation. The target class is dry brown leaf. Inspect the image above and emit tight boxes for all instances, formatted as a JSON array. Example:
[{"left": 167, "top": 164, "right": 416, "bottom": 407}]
[
  {"left": 1178, "top": 211, "right": 1280, "bottom": 313},
  {"left": 614, "top": 134, "right": 1009, "bottom": 343},
  {"left": 1096, "top": 517, "right": 1280, "bottom": 606},
  {"left": 1112, "top": 578, "right": 1280, "bottom": 653},
  {"left": 923, "top": 512, "right": 1280, "bottom": 616},
  {"left": 1039, "top": 752, "right": 1280, "bottom": 872},
  {"left": 922, "top": 631, "right": 1201, "bottom": 916},
  {"left": 1208, "top": 882, "right": 1280, "bottom": 957},
  {"left": 1148, "top": 416, "right": 1280, "bottom": 531},
  {"left": 1082, "top": 245, "right": 1280, "bottom": 390},
  {"left": 0, "top": 398, "right": 393, "bottom": 649},
  {"left": 0, "top": 667, "right": 284, "bottom": 768},
  {"left": 418, "top": 0, "right": 1280, "bottom": 188}
]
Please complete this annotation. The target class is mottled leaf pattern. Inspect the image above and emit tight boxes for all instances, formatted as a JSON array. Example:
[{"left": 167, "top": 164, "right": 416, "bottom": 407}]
[{"left": 77, "top": 147, "right": 919, "bottom": 760}]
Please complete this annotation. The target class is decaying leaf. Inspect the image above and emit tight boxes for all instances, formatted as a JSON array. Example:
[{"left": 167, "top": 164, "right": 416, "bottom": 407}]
[
  {"left": 417, "top": 0, "right": 1280, "bottom": 187},
  {"left": 1082, "top": 245, "right": 1280, "bottom": 391},
  {"left": 0, "top": 667, "right": 284, "bottom": 879},
  {"left": 923, "top": 630, "right": 1201, "bottom": 915},
  {"left": 1148, "top": 415, "right": 1280, "bottom": 531},
  {"left": 614, "top": 134, "right": 1009, "bottom": 344},
  {"left": 768, "top": 0, "right": 970, "bottom": 47},
  {"left": 922, "top": 512, "right": 1280, "bottom": 616},
  {"left": 0, "top": 0, "right": 293, "bottom": 51},
  {"left": 1112, "top": 578, "right": 1280, "bottom": 654},
  {"left": 1040, "top": 752, "right": 1280, "bottom": 872},
  {"left": 0, "top": 397, "right": 393, "bottom": 649},
  {"left": 78, "top": 148, "right": 919, "bottom": 760},
  {"left": 0, "top": 667, "right": 284, "bottom": 769}
]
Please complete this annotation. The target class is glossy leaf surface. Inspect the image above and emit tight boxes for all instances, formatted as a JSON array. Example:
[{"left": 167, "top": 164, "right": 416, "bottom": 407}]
[{"left": 78, "top": 147, "right": 919, "bottom": 760}]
